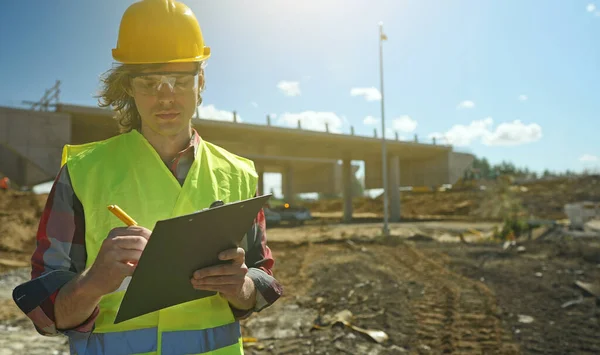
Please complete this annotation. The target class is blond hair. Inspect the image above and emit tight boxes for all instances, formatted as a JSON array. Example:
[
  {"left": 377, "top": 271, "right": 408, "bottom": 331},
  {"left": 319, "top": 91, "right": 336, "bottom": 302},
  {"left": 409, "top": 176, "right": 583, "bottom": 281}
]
[{"left": 97, "top": 63, "right": 202, "bottom": 133}]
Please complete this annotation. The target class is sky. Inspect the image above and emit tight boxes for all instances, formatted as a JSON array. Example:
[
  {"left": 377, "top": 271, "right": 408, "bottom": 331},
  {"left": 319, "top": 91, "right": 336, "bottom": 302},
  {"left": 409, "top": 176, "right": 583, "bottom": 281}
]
[{"left": 1, "top": 0, "right": 599, "bottom": 196}]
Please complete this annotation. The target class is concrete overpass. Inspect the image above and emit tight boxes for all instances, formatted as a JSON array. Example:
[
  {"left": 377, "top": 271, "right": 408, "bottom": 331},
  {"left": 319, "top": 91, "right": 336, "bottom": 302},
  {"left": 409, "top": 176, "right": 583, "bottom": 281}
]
[{"left": 0, "top": 104, "right": 474, "bottom": 222}]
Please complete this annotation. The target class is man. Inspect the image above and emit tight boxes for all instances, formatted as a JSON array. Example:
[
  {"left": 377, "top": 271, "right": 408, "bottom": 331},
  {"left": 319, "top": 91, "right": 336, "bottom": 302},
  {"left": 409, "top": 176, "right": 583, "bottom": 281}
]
[{"left": 12, "top": 0, "right": 282, "bottom": 354}]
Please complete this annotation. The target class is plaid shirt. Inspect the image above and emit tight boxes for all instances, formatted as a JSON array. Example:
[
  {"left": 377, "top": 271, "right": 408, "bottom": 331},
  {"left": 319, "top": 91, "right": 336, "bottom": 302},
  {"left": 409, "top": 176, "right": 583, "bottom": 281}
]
[{"left": 14, "top": 129, "right": 283, "bottom": 336}]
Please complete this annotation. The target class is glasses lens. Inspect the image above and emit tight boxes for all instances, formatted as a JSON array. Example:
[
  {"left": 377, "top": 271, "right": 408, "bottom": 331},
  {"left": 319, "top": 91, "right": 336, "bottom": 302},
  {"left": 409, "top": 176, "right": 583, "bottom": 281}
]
[{"left": 131, "top": 73, "right": 198, "bottom": 95}]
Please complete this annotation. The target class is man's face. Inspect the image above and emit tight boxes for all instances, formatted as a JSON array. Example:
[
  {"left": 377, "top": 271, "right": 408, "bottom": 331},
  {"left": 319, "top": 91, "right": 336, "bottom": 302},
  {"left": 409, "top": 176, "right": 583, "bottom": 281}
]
[{"left": 130, "top": 62, "right": 203, "bottom": 138}]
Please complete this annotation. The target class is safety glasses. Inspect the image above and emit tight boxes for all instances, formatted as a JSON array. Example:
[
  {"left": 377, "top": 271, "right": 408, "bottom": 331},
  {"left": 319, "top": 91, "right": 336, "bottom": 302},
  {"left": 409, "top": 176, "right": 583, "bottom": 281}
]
[{"left": 130, "top": 71, "right": 199, "bottom": 95}]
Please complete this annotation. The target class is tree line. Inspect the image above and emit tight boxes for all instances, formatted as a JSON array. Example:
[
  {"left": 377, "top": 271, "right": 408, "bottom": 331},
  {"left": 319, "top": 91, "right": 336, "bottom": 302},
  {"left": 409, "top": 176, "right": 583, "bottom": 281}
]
[{"left": 464, "top": 157, "right": 591, "bottom": 180}]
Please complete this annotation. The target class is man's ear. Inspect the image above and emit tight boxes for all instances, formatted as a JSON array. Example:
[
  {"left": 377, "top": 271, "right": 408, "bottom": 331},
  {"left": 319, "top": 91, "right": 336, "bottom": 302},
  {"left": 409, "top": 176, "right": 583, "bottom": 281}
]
[{"left": 198, "top": 68, "right": 205, "bottom": 93}]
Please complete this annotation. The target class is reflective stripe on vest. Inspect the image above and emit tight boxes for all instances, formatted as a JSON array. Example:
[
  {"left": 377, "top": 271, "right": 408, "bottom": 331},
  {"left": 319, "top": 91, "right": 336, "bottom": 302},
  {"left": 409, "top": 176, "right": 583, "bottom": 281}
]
[
  {"left": 69, "top": 322, "right": 241, "bottom": 355},
  {"left": 69, "top": 327, "right": 157, "bottom": 355},
  {"left": 161, "top": 322, "right": 241, "bottom": 355}
]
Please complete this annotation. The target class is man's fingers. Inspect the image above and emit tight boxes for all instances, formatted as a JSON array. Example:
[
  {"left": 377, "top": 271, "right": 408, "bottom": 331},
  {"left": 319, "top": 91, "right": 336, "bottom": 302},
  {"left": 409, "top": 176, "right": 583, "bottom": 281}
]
[
  {"left": 114, "top": 249, "right": 143, "bottom": 263},
  {"left": 129, "top": 226, "right": 152, "bottom": 240},
  {"left": 191, "top": 282, "right": 236, "bottom": 295},
  {"left": 109, "top": 226, "right": 152, "bottom": 240},
  {"left": 192, "top": 275, "right": 243, "bottom": 286},
  {"left": 111, "top": 236, "right": 148, "bottom": 251},
  {"left": 192, "top": 283, "right": 225, "bottom": 293},
  {"left": 218, "top": 247, "right": 245, "bottom": 261},
  {"left": 193, "top": 264, "right": 246, "bottom": 279},
  {"left": 117, "top": 261, "right": 137, "bottom": 276}
]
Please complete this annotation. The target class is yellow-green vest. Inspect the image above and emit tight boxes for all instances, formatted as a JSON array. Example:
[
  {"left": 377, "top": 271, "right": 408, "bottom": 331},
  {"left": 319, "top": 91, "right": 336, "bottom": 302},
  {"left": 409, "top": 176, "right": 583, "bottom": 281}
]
[{"left": 60, "top": 129, "right": 257, "bottom": 355}]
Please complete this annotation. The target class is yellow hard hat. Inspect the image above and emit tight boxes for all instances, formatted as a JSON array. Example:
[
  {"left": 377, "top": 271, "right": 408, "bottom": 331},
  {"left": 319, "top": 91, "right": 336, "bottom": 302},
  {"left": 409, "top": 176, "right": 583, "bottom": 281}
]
[{"left": 112, "top": 0, "right": 211, "bottom": 64}]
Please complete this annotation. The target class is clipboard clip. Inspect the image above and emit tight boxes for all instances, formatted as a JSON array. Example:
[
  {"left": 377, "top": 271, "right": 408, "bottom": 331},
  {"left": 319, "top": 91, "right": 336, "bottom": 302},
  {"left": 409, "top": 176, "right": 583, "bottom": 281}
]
[
  {"left": 209, "top": 200, "right": 224, "bottom": 208},
  {"left": 194, "top": 200, "right": 224, "bottom": 214}
]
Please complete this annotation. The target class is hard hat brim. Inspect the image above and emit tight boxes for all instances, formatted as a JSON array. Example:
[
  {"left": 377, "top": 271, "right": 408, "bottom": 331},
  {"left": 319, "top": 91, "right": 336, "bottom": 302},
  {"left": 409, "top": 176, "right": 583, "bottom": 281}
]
[{"left": 112, "top": 47, "right": 211, "bottom": 65}]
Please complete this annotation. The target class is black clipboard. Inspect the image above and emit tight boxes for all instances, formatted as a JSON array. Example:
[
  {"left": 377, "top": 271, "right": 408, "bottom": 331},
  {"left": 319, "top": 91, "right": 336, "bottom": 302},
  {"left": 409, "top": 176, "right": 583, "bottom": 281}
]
[{"left": 114, "top": 194, "right": 272, "bottom": 324}]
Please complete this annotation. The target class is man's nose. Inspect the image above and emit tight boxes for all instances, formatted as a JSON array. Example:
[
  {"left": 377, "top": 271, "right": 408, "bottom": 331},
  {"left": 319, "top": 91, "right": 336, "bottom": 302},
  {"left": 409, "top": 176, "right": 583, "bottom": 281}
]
[{"left": 157, "top": 85, "right": 175, "bottom": 105}]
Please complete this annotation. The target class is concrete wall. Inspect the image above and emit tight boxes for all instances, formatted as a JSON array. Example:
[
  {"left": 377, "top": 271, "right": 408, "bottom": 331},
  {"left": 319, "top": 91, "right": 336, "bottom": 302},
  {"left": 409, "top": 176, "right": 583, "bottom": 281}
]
[
  {"left": 292, "top": 162, "right": 337, "bottom": 194},
  {"left": 0, "top": 106, "right": 71, "bottom": 186},
  {"left": 364, "top": 152, "right": 452, "bottom": 189},
  {"left": 295, "top": 162, "right": 362, "bottom": 194},
  {"left": 0, "top": 145, "right": 24, "bottom": 183},
  {"left": 407, "top": 153, "right": 450, "bottom": 187},
  {"left": 448, "top": 152, "right": 475, "bottom": 184},
  {"left": 332, "top": 162, "right": 360, "bottom": 195}
]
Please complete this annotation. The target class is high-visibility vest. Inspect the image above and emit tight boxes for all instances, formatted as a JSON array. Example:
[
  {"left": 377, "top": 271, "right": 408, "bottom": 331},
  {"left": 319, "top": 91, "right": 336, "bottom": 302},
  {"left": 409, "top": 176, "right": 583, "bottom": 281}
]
[{"left": 61, "top": 129, "right": 257, "bottom": 355}]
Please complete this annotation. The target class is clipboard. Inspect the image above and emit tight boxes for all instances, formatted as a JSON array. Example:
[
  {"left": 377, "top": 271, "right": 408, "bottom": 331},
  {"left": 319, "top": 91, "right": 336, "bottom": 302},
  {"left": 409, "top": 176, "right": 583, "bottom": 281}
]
[{"left": 114, "top": 193, "right": 272, "bottom": 324}]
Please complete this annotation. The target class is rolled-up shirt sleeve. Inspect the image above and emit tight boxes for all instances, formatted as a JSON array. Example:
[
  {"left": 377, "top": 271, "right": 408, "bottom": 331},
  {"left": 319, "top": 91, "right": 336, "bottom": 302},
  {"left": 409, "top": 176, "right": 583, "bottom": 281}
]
[
  {"left": 230, "top": 207, "right": 283, "bottom": 319},
  {"left": 12, "top": 164, "right": 98, "bottom": 336}
]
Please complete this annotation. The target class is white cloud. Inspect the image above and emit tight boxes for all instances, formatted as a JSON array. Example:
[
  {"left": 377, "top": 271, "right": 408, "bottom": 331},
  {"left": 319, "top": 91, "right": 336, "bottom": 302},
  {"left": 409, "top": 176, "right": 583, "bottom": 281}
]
[
  {"left": 483, "top": 120, "right": 542, "bottom": 146},
  {"left": 195, "top": 104, "right": 241, "bottom": 122},
  {"left": 350, "top": 87, "right": 382, "bottom": 101},
  {"left": 384, "top": 128, "right": 393, "bottom": 139},
  {"left": 392, "top": 115, "right": 418, "bottom": 132},
  {"left": 580, "top": 154, "right": 599, "bottom": 162},
  {"left": 587, "top": 3, "right": 596, "bottom": 12},
  {"left": 277, "top": 111, "right": 343, "bottom": 133},
  {"left": 363, "top": 115, "right": 417, "bottom": 133},
  {"left": 518, "top": 95, "right": 528, "bottom": 101},
  {"left": 384, "top": 127, "right": 406, "bottom": 140},
  {"left": 277, "top": 81, "right": 301, "bottom": 96},
  {"left": 429, "top": 117, "right": 493, "bottom": 146},
  {"left": 457, "top": 100, "right": 475, "bottom": 109},
  {"left": 428, "top": 117, "right": 542, "bottom": 147},
  {"left": 363, "top": 116, "right": 379, "bottom": 125},
  {"left": 251, "top": 101, "right": 258, "bottom": 108}
]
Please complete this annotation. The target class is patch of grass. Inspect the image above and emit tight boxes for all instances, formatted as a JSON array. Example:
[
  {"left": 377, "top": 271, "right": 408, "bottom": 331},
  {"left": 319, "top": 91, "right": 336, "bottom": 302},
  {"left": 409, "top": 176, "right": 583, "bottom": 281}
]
[{"left": 493, "top": 216, "right": 529, "bottom": 241}]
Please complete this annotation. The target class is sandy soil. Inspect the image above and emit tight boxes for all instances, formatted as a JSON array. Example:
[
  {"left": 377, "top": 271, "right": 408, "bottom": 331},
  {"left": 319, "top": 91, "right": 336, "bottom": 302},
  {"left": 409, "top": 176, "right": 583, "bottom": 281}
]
[
  {"left": 1, "top": 188, "right": 599, "bottom": 354},
  {"left": 302, "top": 175, "right": 600, "bottom": 222},
  {"left": 236, "top": 232, "right": 600, "bottom": 354}
]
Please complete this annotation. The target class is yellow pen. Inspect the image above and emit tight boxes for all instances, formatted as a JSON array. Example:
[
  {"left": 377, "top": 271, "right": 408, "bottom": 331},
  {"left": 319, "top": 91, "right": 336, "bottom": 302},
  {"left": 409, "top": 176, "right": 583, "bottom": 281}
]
[
  {"left": 107, "top": 205, "right": 138, "bottom": 226},
  {"left": 107, "top": 205, "right": 139, "bottom": 267}
]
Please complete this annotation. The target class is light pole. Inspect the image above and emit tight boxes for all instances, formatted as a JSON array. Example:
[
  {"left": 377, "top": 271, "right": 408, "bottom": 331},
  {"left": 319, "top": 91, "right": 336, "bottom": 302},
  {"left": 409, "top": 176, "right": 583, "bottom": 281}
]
[{"left": 379, "top": 22, "right": 389, "bottom": 237}]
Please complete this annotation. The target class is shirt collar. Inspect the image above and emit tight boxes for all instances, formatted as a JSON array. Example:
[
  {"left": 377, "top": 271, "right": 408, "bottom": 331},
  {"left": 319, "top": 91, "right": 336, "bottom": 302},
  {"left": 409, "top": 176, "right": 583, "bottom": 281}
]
[
  {"left": 189, "top": 128, "right": 201, "bottom": 158},
  {"left": 167, "top": 128, "right": 200, "bottom": 165}
]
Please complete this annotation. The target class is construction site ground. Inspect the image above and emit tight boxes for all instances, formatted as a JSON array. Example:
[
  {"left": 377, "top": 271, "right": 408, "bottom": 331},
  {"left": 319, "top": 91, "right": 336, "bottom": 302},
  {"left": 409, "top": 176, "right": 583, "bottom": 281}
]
[{"left": 1, "top": 175, "right": 599, "bottom": 354}]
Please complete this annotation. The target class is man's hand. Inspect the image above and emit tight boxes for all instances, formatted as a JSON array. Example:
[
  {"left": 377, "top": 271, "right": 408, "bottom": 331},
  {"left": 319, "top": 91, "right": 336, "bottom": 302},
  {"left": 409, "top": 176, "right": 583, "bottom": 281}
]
[
  {"left": 85, "top": 226, "right": 151, "bottom": 296},
  {"left": 191, "top": 247, "right": 256, "bottom": 310}
]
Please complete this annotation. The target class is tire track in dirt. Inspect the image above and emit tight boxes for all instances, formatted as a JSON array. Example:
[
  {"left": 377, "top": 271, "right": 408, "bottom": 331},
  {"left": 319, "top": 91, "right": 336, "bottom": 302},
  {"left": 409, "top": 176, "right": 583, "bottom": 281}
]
[
  {"left": 270, "top": 241, "right": 316, "bottom": 297},
  {"left": 246, "top": 240, "right": 521, "bottom": 353},
  {"left": 242, "top": 242, "right": 320, "bottom": 355},
  {"left": 296, "top": 242, "right": 315, "bottom": 295},
  {"left": 423, "top": 240, "right": 600, "bottom": 355},
  {"left": 375, "top": 243, "right": 519, "bottom": 354}
]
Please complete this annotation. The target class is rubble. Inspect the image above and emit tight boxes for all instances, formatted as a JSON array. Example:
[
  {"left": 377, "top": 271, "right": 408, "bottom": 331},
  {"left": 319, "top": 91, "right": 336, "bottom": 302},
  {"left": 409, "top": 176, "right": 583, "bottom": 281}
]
[
  {"left": 1, "top": 177, "right": 600, "bottom": 354},
  {"left": 305, "top": 175, "right": 600, "bottom": 222}
]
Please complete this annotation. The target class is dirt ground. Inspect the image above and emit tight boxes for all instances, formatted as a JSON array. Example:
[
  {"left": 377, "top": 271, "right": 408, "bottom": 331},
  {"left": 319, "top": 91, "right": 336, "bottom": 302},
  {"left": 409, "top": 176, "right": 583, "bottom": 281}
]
[
  {"left": 423, "top": 238, "right": 600, "bottom": 355},
  {"left": 1, "top": 183, "right": 600, "bottom": 354},
  {"left": 303, "top": 175, "right": 600, "bottom": 222},
  {"left": 238, "top": 230, "right": 600, "bottom": 355},
  {"left": 0, "top": 190, "right": 46, "bottom": 274}
]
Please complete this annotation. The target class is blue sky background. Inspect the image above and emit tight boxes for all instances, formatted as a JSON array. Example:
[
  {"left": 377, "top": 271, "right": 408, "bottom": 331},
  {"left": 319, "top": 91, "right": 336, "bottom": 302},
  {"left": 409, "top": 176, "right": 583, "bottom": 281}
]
[{"left": 1, "top": 1, "right": 599, "bottom": 195}]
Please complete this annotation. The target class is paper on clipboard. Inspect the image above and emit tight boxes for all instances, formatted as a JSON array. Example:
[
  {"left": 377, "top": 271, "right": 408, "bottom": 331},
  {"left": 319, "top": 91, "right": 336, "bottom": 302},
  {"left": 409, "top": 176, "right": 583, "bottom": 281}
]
[{"left": 114, "top": 193, "right": 272, "bottom": 324}]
